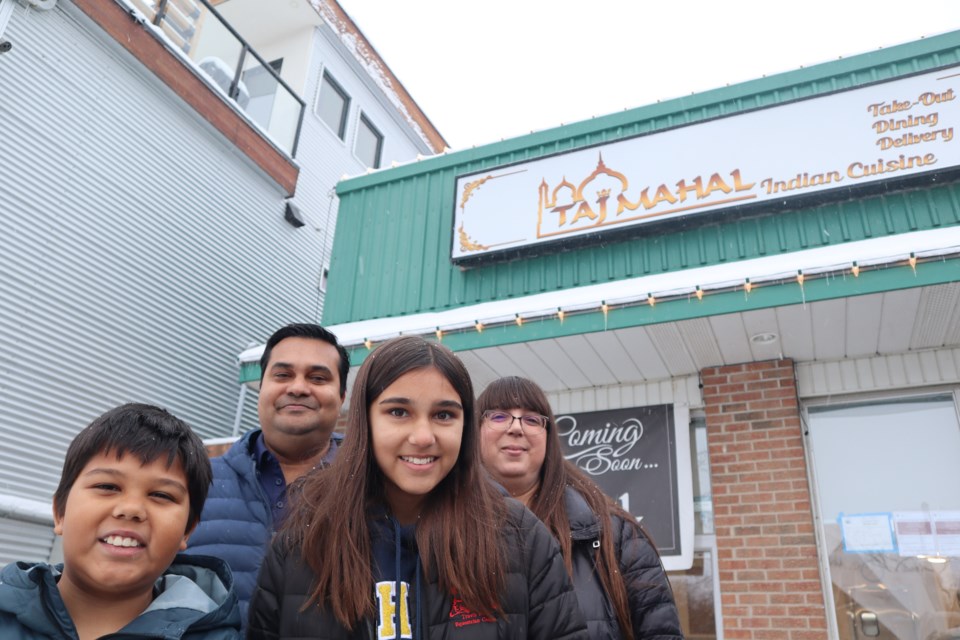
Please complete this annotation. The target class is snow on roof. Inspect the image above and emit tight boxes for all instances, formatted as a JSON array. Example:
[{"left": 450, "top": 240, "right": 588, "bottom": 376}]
[
  {"left": 238, "top": 225, "right": 960, "bottom": 363},
  {"left": 309, "top": 1, "right": 445, "bottom": 153}
]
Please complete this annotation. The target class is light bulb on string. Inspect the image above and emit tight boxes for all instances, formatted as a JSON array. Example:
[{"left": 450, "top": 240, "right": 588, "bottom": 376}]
[
  {"left": 647, "top": 293, "right": 656, "bottom": 307},
  {"left": 744, "top": 278, "right": 753, "bottom": 294},
  {"left": 515, "top": 314, "right": 523, "bottom": 327},
  {"left": 695, "top": 286, "right": 703, "bottom": 301},
  {"left": 557, "top": 308, "right": 565, "bottom": 323},
  {"left": 364, "top": 338, "right": 373, "bottom": 350},
  {"left": 909, "top": 252, "right": 917, "bottom": 273},
  {"left": 435, "top": 327, "right": 443, "bottom": 341},
  {"left": 474, "top": 320, "right": 484, "bottom": 333},
  {"left": 851, "top": 262, "right": 860, "bottom": 278}
]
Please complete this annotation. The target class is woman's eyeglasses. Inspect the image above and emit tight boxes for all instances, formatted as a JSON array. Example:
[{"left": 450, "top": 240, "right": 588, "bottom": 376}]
[{"left": 482, "top": 410, "right": 548, "bottom": 433}]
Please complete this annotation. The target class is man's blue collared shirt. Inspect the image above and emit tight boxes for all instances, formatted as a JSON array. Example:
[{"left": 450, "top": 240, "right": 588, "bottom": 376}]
[{"left": 253, "top": 432, "right": 339, "bottom": 523}]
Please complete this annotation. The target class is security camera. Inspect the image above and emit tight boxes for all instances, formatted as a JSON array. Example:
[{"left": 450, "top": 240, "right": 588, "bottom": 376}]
[{"left": 0, "top": 40, "right": 11, "bottom": 54}]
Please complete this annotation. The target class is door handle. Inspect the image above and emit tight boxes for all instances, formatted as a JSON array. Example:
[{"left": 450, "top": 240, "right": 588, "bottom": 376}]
[{"left": 859, "top": 611, "right": 880, "bottom": 637}]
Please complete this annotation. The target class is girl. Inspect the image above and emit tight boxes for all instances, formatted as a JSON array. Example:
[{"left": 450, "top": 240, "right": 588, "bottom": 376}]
[
  {"left": 247, "top": 336, "right": 587, "bottom": 639},
  {"left": 478, "top": 376, "right": 683, "bottom": 640}
]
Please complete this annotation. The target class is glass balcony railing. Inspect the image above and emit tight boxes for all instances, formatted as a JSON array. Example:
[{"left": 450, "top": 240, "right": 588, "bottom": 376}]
[{"left": 129, "top": 0, "right": 306, "bottom": 157}]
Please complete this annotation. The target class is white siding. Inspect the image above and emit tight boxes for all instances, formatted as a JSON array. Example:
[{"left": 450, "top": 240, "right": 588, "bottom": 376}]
[
  {"left": 547, "top": 375, "right": 703, "bottom": 414},
  {"left": 796, "top": 347, "right": 960, "bottom": 398}
]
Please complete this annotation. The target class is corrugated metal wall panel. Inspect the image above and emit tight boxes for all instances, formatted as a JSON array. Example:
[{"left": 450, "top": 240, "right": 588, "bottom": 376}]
[
  {"left": 796, "top": 347, "right": 960, "bottom": 397},
  {"left": 0, "top": 5, "right": 316, "bottom": 504},
  {"left": 0, "top": 518, "right": 56, "bottom": 566},
  {"left": 325, "top": 33, "right": 960, "bottom": 326},
  {"left": 0, "top": 2, "right": 434, "bottom": 520}
]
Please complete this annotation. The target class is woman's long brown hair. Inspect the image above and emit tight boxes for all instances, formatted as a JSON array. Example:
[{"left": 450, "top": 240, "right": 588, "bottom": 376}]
[
  {"left": 284, "top": 336, "right": 506, "bottom": 629},
  {"left": 477, "top": 376, "right": 640, "bottom": 640}
]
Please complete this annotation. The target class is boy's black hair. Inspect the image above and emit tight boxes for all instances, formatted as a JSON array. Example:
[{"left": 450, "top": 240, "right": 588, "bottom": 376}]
[
  {"left": 259, "top": 323, "right": 350, "bottom": 396},
  {"left": 53, "top": 403, "right": 212, "bottom": 531}
]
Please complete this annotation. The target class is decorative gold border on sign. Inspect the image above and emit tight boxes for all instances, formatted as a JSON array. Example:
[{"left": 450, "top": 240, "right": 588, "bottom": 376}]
[{"left": 457, "top": 169, "right": 527, "bottom": 254}]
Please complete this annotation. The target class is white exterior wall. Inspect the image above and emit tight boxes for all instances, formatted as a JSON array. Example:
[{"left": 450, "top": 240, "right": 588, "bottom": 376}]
[
  {"left": 796, "top": 347, "right": 960, "bottom": 399},
  {"left": 547, "top": 375, "right": 704, "bottom": 413},
  {"left": 288, "top": 24, "right": 433, "bottom": 319}
]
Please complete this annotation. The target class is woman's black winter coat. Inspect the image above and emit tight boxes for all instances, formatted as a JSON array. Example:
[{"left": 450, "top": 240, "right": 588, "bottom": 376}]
[
  {"left": 247, "top": 499, "right": 589, "bottom": 640},
  {"left": 564, "top": 488, "right": 684, "bottom": 639}
]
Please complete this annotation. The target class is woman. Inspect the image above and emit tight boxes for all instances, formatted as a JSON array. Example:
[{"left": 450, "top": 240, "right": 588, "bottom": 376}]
[
  {"left": 478, "top": 377, "right": 683, "bottom": 640},
  {"left": 247, "top": 337, "right": 588, "bottom": 639}
]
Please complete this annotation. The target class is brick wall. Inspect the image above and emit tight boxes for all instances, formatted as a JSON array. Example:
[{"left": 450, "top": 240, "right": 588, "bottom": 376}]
[{"left": 701, "top": 359, "right": 829, "bottom": 639}]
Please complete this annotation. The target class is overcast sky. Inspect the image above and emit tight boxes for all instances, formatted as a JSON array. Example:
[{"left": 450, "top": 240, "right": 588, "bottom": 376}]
[{"left": 336, "top": 0, "right": 959, "bottom": 150}]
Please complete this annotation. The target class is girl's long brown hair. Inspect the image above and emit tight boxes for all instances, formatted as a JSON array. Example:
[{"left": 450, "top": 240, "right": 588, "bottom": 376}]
[
  {"left": 284, "top": 336, "right": 506, "bottom": 629},
  {"left": 477, "top": 376, "right": 641, "bottom": 640}
]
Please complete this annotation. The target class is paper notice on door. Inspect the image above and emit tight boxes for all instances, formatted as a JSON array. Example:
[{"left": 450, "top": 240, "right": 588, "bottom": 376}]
[
  {"left": 840, "top": 513, "right": 895, "bottom": 553},
  {"left": 932, "top": 511, "right": 960, "bottom": 556},
  {"left": 893, "top": 511, "right": 954, "bottom": 557}
]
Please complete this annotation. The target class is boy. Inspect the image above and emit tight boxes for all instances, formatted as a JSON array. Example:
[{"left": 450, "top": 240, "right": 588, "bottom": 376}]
[{"left": 0, "top": 403, "right": 241, "bottom": 639}]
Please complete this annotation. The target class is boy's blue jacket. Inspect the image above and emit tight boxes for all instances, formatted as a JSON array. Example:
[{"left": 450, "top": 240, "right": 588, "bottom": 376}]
[{"left": 0, "top": 553, "right": 241, "bottom": 639}]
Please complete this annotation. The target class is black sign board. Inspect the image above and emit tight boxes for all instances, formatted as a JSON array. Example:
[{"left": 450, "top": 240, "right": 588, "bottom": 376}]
[{"left": 557, "top": 404, "right": 681, "bottom": 556}]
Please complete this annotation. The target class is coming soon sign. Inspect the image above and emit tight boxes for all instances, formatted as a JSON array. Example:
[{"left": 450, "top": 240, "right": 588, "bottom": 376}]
[{"left": 558, "top": 403, "right": 693, "bottom": 570}]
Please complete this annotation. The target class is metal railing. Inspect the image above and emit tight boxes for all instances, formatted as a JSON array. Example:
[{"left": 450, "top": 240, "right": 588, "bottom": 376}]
[{"left": 132, "top": 0, "right": 306, "bottom": 157}]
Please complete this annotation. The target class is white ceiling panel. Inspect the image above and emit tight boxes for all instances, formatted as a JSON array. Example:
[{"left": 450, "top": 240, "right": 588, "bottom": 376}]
[
  {"left": 911, "top": 283, "right": 960, "bottom": 349},
  {"left": 508, "top": 341, "right": 563, "bottom": 391},
  {"left": 533, "top": 339, "right": 591, "bottom": 391},
  {"left": 551, "top": 334, "right": 619, "bottom": 387},
  {"left": 811, "top": 297, "right": 847, "bottom": 361},
  {"left": 583, "top": 331, "right": 645, "bottom": 384},
  {"left": 676, "top": 317, "right": 724, "bottom": 369},
  {"left": 646, "top": 323, "right": 698, "bottom": 377},
  {"left": 777, "top": 303, "right": 816, "bottom": 362},
  {"left": 845, "top": 293, "right": 883, "bottom": 358},
  {"left": 708, "top": 312, "right": 752, "bottom": 364},
  {"left": 615, "top": 325, "right": 672, "bottom": 380},
  {"left": 878, "top": 288, "right": 922, "bottom": 354}
]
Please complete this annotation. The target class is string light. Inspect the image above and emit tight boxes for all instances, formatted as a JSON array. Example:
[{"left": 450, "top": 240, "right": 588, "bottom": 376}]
[
  {"left": 909, "top": 252, "right": 917, "bottom": 273},
  {"left": 435, "top": 327, "right": 443, "bottom": 341},
  {"left": 364, "top": 338, "right": 373, "bottom": 350},
  {"left": 515, "top": 314, "right": 523, "bottom": 327},
  {"left": 797, "top": 270, "right": 805, "bottom": 286},
  {"left": 474, "top": 320, "right": 484, "bottom": 333},
  {"left": 557, "top": 308, "right": 566, "bottom": 323},
  {"left": 695, "top": 286, "right": 703, "bottom": 301},
  {"left": 851, "top": 262, "right": 860, "bottom": 277},
  {"left": 744, "top": 278, "right": 753, "bottom": 294},
  {"left": 600, "top": 301, "right": 609, "bottom": 318},
  {"left": 647, "top": 293, "right": 656, "bottom": 307}
]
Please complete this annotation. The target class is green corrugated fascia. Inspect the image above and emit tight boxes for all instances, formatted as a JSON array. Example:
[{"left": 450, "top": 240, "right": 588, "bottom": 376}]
[
  {"left": 334, "top": 256, "right": 960, "bottom": 369},
  {"left": 336, "top": 30, "right": 960, "bottom": 195},
  {"left": 322, "top": 30, "right": 960, "bottom": 328}
]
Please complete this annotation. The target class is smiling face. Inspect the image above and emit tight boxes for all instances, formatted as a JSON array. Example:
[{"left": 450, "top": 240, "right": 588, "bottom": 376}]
[
  {"left": 479, "top": 406, "right": 547, "bottom": 502},
  {"left": 53, "top": 450, "right": 192, "bottom": 605},
  {"left": 370, "top": 367, "right": 464, "bottom": 524},
  {"left": 258, "top": 336, "right": 345, "bottom": 459}
]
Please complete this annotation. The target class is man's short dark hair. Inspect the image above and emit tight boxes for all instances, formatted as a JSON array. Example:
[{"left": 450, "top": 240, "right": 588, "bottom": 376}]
[
  {"left": 53, "top": 403, "right": 212, "bottom": 531},
  {"left": 259, "top": 323, "right": 350, "bottom": 396}
]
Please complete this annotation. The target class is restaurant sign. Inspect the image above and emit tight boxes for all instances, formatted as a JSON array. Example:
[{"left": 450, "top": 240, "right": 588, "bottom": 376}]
[
  {"left": 558, "top": 403, "right": 693, "bottom": 571},
  {"left": 452, "top": 64, "right": 960, "bottom": 262}
]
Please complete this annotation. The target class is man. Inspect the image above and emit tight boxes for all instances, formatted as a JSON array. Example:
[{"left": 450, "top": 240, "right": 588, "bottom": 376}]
[{"left": 185, "top": 323, "right": 349, "bottom": 624}]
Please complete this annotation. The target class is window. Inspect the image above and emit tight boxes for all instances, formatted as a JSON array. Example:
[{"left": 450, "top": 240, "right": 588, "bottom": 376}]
[
  {"left": 317, "top": 71, "right": 350, "bottom": 140},
  {"left": 243, "top": 58, "right": 283, "bottom": 131},
  {"left": 355, "top": 113, "right": 383, "bottom": 169},
  {"left": 806, "top": 393, "right": 960, "bottom": 639}
]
